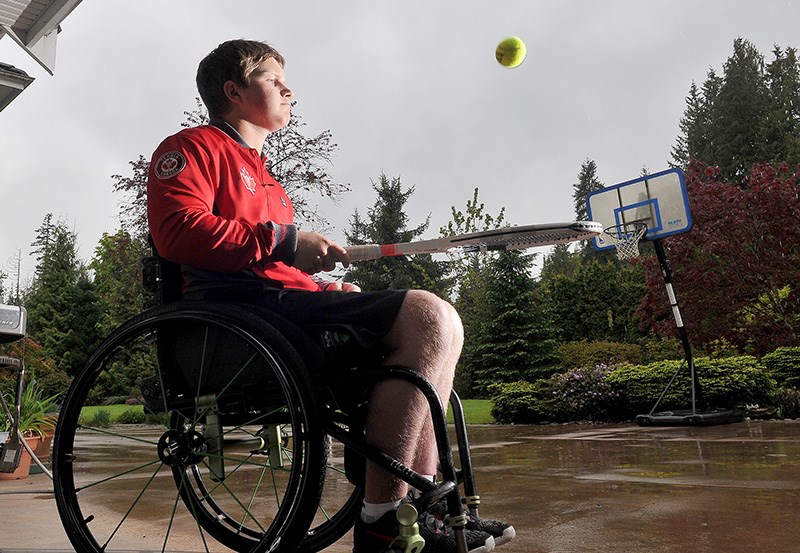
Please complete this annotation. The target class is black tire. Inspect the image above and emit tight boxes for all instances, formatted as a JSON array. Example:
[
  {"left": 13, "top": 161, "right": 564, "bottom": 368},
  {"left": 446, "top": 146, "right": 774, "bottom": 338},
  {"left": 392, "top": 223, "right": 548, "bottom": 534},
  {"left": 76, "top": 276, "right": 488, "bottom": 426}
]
[
  {"left": 298, "top": 432, "right": 364, "bottom": 552},
  {"left": 53, "top": 302, "right": 326, "bottom": 553}
]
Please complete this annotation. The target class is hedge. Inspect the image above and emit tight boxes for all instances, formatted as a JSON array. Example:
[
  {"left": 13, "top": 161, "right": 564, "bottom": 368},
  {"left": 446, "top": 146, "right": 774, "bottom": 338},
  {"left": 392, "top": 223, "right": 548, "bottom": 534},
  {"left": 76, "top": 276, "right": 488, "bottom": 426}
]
[
  {"left": 607, "top": 356, "right": 775, "bottom": 416},
  {"left": 762, "top": 347, "right": 800, "bottom": 387},
  {"left": 491, "top": 354, "right": 777, "bottom": 423},
  {"left": 557, "top": 341, "right": 642, "bottom": 369},
  {"left": 490, "top": 381, "right": 553, "bottom": 424}
]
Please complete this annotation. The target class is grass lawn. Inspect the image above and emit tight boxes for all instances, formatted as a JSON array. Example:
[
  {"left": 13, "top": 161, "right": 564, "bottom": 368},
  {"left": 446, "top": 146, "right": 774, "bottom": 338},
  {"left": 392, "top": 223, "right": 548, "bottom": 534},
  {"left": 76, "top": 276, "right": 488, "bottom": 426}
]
[
  {"left": 81, "top": 404, "right": 142, "bottom": 419},
  {"left": 447, "top": 399, "right": 494, "bottom": 424},
  {"left": 83, "top": 399, "right": 495, "bottom": 425}
]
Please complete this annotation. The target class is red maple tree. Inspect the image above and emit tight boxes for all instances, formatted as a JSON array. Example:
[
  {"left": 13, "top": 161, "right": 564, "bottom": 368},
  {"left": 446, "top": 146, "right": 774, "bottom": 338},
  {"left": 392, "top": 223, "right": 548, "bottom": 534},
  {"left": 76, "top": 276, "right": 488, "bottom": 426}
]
[{"left": 636, "top": 162, "right": 800, "bottom": 354}]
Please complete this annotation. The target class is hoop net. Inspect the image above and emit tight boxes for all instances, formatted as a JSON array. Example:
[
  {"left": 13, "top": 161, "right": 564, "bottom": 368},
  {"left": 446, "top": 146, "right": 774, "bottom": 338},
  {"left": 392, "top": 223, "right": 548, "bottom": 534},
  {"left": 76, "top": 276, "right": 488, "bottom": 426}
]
[{"left": 604, "top": 223, "right": 647, "bottom": 261}]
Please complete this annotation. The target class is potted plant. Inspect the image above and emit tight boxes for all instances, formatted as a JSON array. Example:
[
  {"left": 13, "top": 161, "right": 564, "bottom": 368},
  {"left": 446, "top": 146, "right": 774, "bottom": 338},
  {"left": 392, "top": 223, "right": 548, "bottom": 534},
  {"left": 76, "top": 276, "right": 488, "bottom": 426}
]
[{"left": 0, "top": 379, "right": 59, "bottom": 480}]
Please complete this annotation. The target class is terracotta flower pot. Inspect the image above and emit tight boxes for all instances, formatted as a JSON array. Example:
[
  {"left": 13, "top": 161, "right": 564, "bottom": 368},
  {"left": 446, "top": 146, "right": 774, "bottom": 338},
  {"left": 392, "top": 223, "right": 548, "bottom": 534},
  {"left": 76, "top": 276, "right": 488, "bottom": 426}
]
[
  {"left": 32, "top": 431, "right": 53, "bottom": 465},
  {"left": 0, "top": 435, "right": 40, "bottom": 480}
]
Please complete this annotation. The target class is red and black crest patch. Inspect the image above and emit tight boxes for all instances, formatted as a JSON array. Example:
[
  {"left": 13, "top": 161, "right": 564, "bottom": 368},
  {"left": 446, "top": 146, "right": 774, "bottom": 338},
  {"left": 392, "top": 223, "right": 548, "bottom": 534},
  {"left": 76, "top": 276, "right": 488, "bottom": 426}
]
[{"left": 155, "top": 151, "right": 187, "bottom": 179}]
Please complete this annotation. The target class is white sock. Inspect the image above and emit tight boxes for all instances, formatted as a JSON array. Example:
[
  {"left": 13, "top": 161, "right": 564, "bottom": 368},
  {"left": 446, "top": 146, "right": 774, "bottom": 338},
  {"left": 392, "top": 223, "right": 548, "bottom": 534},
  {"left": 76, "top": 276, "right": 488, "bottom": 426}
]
[{"left": 361, "top": 499, "right": 402, "bottom": 523}]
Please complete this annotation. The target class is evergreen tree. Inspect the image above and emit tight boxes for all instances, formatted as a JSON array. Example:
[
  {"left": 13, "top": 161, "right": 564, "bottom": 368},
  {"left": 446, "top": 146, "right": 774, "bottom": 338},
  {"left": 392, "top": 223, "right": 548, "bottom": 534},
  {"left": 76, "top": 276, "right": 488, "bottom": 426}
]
[
  {"left": 671, "top": 38, "right": 800, "bottom": 183},
  {"left": 540, "top": 244, "right": 581, "bottom": 281},
  {"left": 546, "top": 259, "right": 645, "bottom": 344},
  {"left": 452, "top": 259, "right": 491, "bottom": 398},
  {"left": 672, "top": 72, "right": 722, "bottom": 167},
  {"left": 570, "top": 159, "right": 615, "bottom": 262},
  {"left": 573, "top": 159, "right": 604, "bottom": 221},
  {"left": 345, "top": 174, "right": 448, "bottom": 295},
  {"left": 671, "top": 82, "right": 701, "bottom": 166},
  {"left": 24, "top": 215, "right": 101, "bottom": 377},
  {"left": 60, "top": 272, "right": 103, "bottom": 375},
  {"left": 442, "top": 188, "right": 505, "bottom": 396},
  {"left": 760, "top": 46, "right": 800, "bottom": 165},
  {"left": 468, "top": 251, "right": 557, "bottom": 395},
  {"left": 709, "top": 38, "right": 768, "bottom": 182}
]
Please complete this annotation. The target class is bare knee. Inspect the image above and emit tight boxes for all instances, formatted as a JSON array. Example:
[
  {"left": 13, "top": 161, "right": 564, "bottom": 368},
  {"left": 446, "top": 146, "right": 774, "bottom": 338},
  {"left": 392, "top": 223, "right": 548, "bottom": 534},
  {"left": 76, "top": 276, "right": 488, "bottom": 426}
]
[{"left": 384, "top": 290, "right": 463, "bottom": 366}]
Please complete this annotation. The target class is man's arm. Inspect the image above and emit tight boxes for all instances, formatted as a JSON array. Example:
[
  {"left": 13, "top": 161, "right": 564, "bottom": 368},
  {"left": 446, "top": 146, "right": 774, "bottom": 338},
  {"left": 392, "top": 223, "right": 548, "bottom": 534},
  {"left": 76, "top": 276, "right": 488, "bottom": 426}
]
[
  {"left": 295, "top": 231, "right": 351, "bottom": 274},
  {"left": 147, "top": 140, "right": 295, "bottom": 272}
]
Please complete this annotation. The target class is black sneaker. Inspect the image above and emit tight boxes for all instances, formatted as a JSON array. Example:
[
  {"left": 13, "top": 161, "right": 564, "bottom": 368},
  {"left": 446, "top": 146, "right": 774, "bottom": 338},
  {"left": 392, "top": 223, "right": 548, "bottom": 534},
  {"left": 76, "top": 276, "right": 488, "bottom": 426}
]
[
  {"left": 426, "top": 500, "right": 516, "bottom": 547},
  {"left": 353, "top": 508, "right": 495, "bottom": 553}
]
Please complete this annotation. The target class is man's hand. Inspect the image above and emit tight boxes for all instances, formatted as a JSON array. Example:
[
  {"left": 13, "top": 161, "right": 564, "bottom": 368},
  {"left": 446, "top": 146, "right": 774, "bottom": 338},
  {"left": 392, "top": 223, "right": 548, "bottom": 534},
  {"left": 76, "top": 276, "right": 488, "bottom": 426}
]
[
  {"left": 294, "top": 231, "right": 351, "bottom": 274},
  {"left": 321, "top": 281, "right": 362, "bottom": 293}
]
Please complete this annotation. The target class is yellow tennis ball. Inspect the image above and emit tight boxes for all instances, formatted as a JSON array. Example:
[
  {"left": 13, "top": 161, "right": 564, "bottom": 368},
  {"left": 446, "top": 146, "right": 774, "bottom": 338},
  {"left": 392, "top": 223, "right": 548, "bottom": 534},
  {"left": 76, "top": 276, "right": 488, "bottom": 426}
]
[{"left": 495, "top": 36, "right": 526, "bottom": 68}]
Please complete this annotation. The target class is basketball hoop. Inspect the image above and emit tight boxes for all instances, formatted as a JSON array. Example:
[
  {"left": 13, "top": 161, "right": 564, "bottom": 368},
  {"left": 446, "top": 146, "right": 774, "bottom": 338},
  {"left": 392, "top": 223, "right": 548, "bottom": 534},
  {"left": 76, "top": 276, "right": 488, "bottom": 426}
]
[{"left": 604, "top": 223, "right": 648, "bottom": 261}]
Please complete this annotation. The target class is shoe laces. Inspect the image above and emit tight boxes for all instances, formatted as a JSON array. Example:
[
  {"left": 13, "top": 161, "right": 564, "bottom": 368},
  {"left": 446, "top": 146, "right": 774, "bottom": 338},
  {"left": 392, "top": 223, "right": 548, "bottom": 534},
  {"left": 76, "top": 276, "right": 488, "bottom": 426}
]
[{"left": 420, "top": 512, "right": 449, "bottom": 534}]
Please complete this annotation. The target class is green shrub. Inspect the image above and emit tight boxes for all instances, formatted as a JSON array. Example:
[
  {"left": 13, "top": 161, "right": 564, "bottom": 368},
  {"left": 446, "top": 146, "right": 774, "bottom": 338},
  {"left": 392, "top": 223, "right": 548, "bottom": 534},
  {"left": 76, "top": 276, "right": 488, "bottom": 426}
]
[
  {"left": 115, "top": 408, "right": 146, "bottom": 424},
  {"left": 145, "top": 412, "right": 169, "bottom": 426},
  {"left": 550, "top": 364, "right": 625, "bottom": 422},
  {"left": 491, "top": 356, "right": 778, "bottom": 423},
  {"left": 638, "top": 338, "right": 684, "bottom": 364},
  {"left": 608, "top": 356, "right": 776, "bottom": 416},
  {"left": 762, "top": 347, "right": 800, "bottom": 387},
  {"left": 698, "top": 357, "right": 775, "bottom": 406},
  {"left": 775, "top": 387, "right": 800, "bottom": 419},
  {"left": 81, "top": 409, "right": 112, "bottom": 428},
  {"left": 489, "top": 381, "right": 554, "bottom": 424},
  {"left": 102, "top": 395, "right": 131, "bottom": 406},
  {"left": 558, "top": 341, "right": 642, "bottom": 369}
]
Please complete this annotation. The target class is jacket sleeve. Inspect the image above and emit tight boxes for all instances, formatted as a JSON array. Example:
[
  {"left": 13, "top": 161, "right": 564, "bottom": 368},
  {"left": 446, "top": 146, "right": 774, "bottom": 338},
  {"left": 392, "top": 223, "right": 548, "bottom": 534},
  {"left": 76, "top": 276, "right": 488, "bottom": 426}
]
[{"left": 146, "top": 134, "right": 296, "bottom": 272}]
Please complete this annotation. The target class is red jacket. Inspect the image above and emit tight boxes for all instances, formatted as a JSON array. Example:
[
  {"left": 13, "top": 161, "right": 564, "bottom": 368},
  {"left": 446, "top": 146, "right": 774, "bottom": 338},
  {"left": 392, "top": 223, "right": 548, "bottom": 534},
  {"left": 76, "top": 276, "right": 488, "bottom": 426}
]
[{"left": 147, "top": 121, "right": 319, "bottom": 291}]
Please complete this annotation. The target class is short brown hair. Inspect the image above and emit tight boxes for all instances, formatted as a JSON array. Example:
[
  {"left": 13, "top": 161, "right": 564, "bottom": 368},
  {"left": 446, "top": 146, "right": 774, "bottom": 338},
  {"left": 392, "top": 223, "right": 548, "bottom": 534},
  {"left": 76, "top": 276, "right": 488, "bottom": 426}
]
[{"left": 196, "top": 39, "right": 285, "bottom": 117}]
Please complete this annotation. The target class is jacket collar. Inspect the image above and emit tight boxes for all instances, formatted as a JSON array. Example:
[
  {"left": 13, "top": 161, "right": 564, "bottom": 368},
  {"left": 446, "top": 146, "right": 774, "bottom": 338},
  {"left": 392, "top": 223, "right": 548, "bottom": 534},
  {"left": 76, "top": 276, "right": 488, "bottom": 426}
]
[{"left": 209, "top": 116, "right": 250, "bottom": 149}]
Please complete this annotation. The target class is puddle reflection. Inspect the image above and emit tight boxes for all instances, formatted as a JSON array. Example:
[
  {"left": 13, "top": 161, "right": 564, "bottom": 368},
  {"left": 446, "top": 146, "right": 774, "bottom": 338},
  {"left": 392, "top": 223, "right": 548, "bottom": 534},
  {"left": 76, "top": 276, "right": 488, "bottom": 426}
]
[{"left": 460, "top": 420, "right": 800, "bottom": 553}]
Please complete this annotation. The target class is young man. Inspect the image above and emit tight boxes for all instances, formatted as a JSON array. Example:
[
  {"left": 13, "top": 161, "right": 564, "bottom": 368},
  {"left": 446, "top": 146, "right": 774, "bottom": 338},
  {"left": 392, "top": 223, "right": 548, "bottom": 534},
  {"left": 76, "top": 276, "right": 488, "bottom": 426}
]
[{"left": 147, "top": 39, "right": 513, "bottom": 552}]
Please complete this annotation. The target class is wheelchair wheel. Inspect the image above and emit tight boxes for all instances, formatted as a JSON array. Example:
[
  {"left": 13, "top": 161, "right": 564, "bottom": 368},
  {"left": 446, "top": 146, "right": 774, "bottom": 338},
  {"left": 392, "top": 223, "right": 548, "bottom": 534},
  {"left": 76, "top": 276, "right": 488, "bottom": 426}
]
[
  {"left": 53, "top": 302, "right": 326, "bottom": 553},
  {"left": 299, "top": 431, "right": 364, "bottom": 552}
]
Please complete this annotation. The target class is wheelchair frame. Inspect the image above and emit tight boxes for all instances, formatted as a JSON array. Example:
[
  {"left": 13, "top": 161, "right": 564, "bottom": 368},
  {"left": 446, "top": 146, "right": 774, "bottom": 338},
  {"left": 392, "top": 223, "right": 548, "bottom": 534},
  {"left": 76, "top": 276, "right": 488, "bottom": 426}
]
[{"left": 51, "top": 253, "right": 481, "bottom": 553}]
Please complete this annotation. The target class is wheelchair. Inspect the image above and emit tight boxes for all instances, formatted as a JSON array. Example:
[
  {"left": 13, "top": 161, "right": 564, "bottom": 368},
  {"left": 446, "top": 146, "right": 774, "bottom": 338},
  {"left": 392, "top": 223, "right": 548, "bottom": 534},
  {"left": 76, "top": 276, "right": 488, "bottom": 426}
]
[{"left": 52, "top": 251, "right": 482, "bottom": 553}]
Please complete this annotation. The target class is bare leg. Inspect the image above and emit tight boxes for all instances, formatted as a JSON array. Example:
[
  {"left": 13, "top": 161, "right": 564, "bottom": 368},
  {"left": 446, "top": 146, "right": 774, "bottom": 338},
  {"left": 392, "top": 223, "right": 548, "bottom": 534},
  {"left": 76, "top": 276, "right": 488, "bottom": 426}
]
[{"left": 363, "top": 290, "right": 463, "bottom": 503}]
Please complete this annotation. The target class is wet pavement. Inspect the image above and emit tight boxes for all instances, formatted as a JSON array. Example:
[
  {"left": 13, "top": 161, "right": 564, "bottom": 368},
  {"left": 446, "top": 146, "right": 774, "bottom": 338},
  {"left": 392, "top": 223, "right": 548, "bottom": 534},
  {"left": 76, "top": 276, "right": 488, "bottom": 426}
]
[{"left": 1, "top": 419, "right": 798, "bottom": 553}]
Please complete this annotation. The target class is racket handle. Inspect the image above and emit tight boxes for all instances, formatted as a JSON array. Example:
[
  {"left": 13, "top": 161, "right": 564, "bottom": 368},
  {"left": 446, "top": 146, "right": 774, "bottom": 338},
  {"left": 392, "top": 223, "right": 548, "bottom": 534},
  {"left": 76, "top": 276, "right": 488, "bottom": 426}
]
[{"left": 346, "top": 244, "right": 383, "bottom": 262}]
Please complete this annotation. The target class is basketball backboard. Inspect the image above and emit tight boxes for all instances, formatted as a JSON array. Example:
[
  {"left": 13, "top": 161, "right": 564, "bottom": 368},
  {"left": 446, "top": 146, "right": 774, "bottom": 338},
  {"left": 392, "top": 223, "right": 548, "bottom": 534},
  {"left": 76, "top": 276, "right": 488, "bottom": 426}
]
[{"left": 587, "top": 168, "right": 692, "bottom": 251}]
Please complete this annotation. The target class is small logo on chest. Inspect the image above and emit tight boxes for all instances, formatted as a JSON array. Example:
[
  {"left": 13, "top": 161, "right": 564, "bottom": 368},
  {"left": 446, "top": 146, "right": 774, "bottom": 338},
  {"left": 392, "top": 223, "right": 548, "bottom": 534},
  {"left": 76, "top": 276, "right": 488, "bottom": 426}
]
[{"left": 240, "top": 167, "right": 258, "bottom": 195}]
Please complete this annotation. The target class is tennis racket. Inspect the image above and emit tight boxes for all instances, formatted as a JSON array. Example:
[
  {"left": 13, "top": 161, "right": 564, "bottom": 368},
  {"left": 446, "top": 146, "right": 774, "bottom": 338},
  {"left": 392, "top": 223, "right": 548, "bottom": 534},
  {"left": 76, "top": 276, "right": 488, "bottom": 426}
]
[{"left": 346, "top": 221, "right": 603, "bottom": 262}]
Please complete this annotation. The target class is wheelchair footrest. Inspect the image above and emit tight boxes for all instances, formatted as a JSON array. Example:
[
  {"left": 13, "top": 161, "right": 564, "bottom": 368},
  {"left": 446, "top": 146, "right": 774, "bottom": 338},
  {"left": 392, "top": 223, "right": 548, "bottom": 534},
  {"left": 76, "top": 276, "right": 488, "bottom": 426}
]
[{"left": 415, "top": 480, "right": 457, "bottom": 512}]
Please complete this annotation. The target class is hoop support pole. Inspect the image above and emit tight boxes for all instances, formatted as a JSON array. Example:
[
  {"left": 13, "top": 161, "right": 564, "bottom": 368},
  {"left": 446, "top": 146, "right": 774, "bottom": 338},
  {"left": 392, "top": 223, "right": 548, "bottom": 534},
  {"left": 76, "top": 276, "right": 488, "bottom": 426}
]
[{"left": 652, "top": 239, "right": 704, "bottom": 414}]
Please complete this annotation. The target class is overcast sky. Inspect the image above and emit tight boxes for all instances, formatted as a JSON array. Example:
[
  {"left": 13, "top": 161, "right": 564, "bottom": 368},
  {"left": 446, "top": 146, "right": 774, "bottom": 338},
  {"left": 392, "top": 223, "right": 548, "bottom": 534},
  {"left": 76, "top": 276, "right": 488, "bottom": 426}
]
[{"left": 1, "top": 0, "right": 798, "bottom": 289}]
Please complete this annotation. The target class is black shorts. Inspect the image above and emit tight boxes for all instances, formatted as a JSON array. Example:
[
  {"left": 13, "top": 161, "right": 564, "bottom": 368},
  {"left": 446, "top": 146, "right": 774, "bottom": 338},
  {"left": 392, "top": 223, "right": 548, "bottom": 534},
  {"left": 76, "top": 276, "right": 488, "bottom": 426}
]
[{"left": 201, "top": 286, "right": 408, "bottom": 368}]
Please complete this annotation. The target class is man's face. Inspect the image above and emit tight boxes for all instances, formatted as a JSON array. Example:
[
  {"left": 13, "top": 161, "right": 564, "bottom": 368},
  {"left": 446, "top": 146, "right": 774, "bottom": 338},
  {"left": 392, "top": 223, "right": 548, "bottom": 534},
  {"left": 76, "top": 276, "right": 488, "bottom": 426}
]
[{"left": 236, "top": 57, "right": 292, "bottom": 133}]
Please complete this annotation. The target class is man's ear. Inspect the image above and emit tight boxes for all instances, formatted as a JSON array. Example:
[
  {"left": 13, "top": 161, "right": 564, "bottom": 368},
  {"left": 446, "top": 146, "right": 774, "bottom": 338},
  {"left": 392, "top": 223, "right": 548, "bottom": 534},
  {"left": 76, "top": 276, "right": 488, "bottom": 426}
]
[{"left": 223, "top": 80, "right": 240, "bottom": 102}]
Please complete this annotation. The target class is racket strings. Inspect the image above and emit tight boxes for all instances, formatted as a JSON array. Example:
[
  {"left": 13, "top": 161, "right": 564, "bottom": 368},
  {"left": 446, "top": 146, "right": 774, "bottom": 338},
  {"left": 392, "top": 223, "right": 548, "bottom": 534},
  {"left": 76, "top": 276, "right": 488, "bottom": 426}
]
[{"left": 462, "top": 230, "right": 587, "bottom": 253}]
